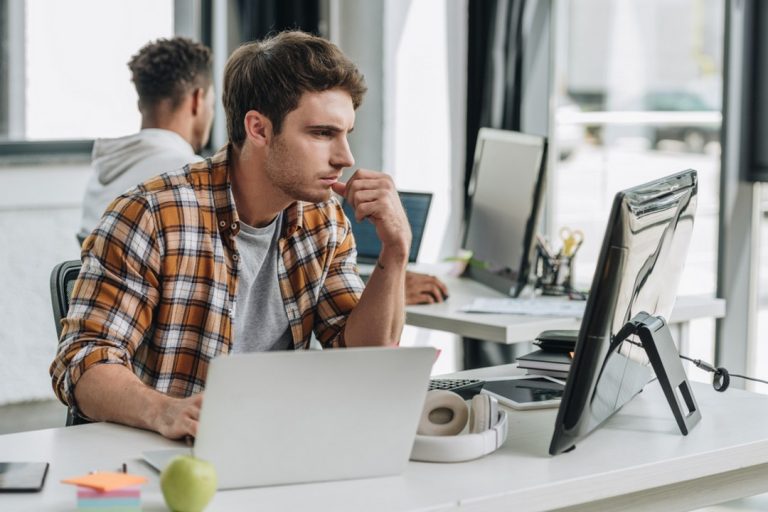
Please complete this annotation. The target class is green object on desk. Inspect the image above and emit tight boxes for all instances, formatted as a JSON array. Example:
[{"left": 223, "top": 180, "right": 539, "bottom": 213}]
[{"left": 160, "top": 455, "right": 217, "bottom": 512}]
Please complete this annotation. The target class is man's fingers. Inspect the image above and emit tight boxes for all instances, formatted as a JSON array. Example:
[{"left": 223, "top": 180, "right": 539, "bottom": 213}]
[
  {"left": 434, "top": 279, "right": 449, "bottom": 298},
  {"left": 354, "top": 201, "right": 379, "bottom": 222},
  {"left": 347, "top": 189, "right": 381, "bottom": 208},
  {"left": 418, "top": 293, "right": 436, "bottom": 305},
  {"left": 187, "top": 418, "right": 199, "bottom": 437},
  {"left": 331, "top": 181, "right": 347, "bottom": 197},
  {"left": 426, "top": 284, "right": 445, "bottom": 302},
  {"left": 344, "top": 176, "right": 395, "bottom": 197}
]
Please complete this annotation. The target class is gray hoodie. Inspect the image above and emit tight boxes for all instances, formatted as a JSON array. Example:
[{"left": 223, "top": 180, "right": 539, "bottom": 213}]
[{"left": 78, "top": 129, "right": 202, "bottom": 241}]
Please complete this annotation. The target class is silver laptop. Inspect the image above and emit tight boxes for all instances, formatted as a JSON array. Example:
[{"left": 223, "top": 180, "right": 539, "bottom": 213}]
[{"left": 144, "top": 346, "right": 435, "bottom": 489}]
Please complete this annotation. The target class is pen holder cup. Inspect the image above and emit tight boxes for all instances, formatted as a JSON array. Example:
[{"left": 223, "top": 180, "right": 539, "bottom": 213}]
[{"left": 535, "top": 247, "right": 574, "bottom": 296}]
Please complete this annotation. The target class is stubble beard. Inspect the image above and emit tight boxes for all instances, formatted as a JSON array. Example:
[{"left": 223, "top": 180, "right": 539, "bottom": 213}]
[{"left": 265, "top": 136, "right": 331, "bottom": 204}]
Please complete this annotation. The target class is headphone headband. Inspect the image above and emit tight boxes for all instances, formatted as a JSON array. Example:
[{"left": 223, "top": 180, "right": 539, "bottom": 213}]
[{"left": 410, "top": 410, "right": 508, "bottom": 463}]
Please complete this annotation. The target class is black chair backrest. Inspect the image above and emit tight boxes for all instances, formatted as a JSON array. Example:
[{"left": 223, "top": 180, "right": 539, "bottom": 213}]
[
  {"left": 50, "top": 260, "right": 90, "bottom": 426},
  {"left": 50, "top": 260, "right": 82, "bottom": 339}
]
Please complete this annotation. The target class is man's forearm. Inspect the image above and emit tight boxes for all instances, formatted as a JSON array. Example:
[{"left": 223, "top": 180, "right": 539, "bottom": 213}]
[
  {"left": 344, "top": 248, "right": 407, "bottom": 346},
  {"left": 74, "top": 364, "right": 168, "bottom": 432}
]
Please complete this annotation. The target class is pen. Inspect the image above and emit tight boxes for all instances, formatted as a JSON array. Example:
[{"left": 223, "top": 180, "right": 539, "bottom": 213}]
[{"left": 536, "top": 234, "right": 554, "bottom": 260}]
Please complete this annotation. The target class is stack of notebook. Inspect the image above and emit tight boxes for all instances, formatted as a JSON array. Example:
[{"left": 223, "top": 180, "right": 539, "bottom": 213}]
[
  {"left": 516, "top": 349, "right": 572, "bottom": 379},
  {"left": 517, "top": 329, "right": 577, "bottom": 379}
]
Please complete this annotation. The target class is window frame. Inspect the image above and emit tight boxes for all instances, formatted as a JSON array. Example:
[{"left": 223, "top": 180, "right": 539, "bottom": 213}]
[{"left": 0, "top": 0, "right": 212, "bottom": 161}]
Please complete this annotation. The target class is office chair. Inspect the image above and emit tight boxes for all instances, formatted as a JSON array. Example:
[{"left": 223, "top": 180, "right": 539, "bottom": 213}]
[{"left": 49, "top": 260, "right": 90, "bottom": 426}]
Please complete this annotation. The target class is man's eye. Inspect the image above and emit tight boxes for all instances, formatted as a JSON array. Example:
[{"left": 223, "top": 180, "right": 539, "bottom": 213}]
[{"left": 314, "top": 130, "right": 333, "bottom": 137}]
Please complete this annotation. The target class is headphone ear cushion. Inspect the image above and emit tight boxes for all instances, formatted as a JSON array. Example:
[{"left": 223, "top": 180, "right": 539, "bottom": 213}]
[
  {"left": 418, "top": 390, "right": 468, "bottom": 436},
  {"left": 469, "top": 394, "right": 498, "bottom": 433}
]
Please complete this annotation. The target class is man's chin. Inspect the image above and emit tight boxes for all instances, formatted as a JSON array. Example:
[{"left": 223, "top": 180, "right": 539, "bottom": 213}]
[{"left": 292, "top": 187, "right": 333, "bottom": 204}]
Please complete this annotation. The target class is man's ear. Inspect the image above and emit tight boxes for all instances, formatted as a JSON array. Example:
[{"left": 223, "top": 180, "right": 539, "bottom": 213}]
[
  {"left": 243, "top": 110, "right": 272, "bottom": 147},
  {"left": 190, "top": 87, "right": 205, "bottom": 117}
]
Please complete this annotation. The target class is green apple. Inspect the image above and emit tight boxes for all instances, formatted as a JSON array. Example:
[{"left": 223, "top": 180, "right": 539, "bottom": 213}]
[{"left": 160, "top": 455, "right": 218, "bottom": 512}]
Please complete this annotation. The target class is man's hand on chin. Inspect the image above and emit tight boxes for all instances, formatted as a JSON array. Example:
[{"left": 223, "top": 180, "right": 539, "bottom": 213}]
[{"left": 332, "top": 169, "right": 412, "bottom": 267}]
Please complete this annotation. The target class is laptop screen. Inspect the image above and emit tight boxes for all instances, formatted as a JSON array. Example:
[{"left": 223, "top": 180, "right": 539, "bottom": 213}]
[{"left": 343, "top": 191, "right": 432, "bottom": 263}]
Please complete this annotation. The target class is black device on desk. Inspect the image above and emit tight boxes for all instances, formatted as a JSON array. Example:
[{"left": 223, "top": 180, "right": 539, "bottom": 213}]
[
  {"left": 535, "top": 330, "right": 578, "bottom": 353},
  {"left": 0, "top": 462, "right": 49, "bottom": 492},
  {"left": 549, "top": 170, "right": 699, "bottom": 455},
  {"left": 428, "top": 378, "right": 485, "bottom": 399}
]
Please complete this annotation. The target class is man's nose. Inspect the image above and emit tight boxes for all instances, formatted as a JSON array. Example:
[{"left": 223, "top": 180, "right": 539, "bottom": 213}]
[{"left": 332, "top": 137, "right": 355, "bottom": 169}]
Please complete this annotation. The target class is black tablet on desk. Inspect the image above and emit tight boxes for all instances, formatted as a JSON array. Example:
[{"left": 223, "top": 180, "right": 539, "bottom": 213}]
[
  {"left": 0, "top": 462, "right": 49, "bottom": 492},
  {"left": 481, "top": 375, "right": 565, "bottom": 410}
]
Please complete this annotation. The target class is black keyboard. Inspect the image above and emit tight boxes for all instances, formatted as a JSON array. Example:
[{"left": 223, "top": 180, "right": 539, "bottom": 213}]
[{"left": 428, "top": 378, "right": 485, "bottom": 399}]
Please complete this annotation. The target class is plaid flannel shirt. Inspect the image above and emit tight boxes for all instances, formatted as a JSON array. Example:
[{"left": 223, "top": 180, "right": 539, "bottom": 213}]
[{"left": 50, "top": 145, "right": 364, "bottom": 417}]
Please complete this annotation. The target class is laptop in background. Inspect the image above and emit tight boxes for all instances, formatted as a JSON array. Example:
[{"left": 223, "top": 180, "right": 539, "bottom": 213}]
[
  {"left": 144, "top": 347, "right": 436, "bottom": 489},
  {"left": 343, "top": 191, "right": 432, "bottom": 270}
]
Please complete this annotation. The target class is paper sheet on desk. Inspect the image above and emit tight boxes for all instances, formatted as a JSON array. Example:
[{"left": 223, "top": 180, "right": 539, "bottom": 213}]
[{"left": 460, "top": 298, "right": 586, "bottom": 318}]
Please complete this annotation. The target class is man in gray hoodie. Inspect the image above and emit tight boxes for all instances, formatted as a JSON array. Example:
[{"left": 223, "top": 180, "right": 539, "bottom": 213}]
[{"left": 78, "top": 37, "right": 215, "bottom": 242}]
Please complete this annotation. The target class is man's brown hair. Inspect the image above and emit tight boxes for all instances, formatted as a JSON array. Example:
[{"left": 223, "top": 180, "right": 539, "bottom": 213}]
[
  {"left": 223, "top": 30, "right": 367, "bottom": 146},
  {"left": 128, "top": 37, "right": 212, "bottom": 111}
]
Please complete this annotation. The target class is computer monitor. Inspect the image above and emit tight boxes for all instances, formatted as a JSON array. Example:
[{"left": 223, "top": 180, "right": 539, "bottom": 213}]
[
  {"left": 462, "top": 128, "right": 548, "bottom": 297},
  {"left": 344, "top": 191, "right": 432, "bottom": 264},
  {"left": 549, "top": 169, "right": 698, "bottom": 455}
]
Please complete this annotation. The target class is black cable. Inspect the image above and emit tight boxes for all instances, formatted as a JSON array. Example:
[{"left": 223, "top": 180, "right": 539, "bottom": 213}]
[
  {"left": 620, "top": 339, "right": 768, "bottom": 388},
  {"left": 726, "top": 374, "right": 768, "bottom": 386},
  {"left": 679, "top": 354, "right": 768, "bottom": 386}
]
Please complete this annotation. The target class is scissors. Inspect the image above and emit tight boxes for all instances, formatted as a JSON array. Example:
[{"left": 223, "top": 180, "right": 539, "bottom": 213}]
[{"left": 559, "top": 227, "right": 584, "bottom": 257}]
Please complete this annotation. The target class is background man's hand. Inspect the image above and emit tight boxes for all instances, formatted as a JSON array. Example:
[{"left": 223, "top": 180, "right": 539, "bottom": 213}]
[
  {"left": 332, "top": 169, "right": 411, "bottom": 265},
  {"left": 155, "top": 393, "right": 203, "bottom": 440},
  {"left": 406, "top": 272, "right": 449, "bottom": 304}
]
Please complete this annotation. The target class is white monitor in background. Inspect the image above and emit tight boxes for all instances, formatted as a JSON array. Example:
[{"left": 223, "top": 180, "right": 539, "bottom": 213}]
[{"left": 463, "top": 128, "right": 548, "bottom": 296}]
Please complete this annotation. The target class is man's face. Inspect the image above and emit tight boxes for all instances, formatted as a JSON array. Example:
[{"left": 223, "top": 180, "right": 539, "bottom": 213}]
[
  {"left": 263, "top": 88, "right": 355, "bottom": 204},
  {"left": 193, "top": 84, "right": 216, "bottom": 152}
]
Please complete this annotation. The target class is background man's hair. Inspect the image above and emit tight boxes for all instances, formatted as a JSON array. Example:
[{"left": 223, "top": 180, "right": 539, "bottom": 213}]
[
  {"left": 128, "top": 37, "right": 213, "bottom": 111},
  {"left": 223, "top": 30, "right": 367, "bottom": 146}
]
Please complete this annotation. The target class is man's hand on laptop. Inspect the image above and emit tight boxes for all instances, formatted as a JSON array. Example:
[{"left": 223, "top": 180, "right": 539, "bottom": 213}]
[
  {"left": 332, "top": 170, "right": 412, "bottom": 268},
  {"left": 156, "top": 393, "right": 203, "bottom": 440},
  {"left": 405, "top": 272, "right": 449, "bottom": 305}
]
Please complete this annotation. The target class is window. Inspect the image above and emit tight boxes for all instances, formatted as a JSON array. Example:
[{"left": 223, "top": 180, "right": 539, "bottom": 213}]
[
  {"left": 550, "top": 0, "right": 724, "bottom": 369},
  {"left": 1, "top": 0, "right": 174, "bottom": 142}
]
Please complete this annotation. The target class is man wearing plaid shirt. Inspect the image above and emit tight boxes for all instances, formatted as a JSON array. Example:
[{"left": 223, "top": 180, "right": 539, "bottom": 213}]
[{"left": 51, "top": 31, "right": 414, "bottom": 439}]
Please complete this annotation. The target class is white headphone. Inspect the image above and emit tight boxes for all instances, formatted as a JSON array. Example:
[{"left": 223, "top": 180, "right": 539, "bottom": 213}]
[{"left": 410, "top": 390, "right": 509, "bottom": 463}]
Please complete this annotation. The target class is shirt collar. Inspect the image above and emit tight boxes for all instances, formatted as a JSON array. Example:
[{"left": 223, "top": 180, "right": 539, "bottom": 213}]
[{"left": 208, "top": 143, "right": 304, "bottom": 239}]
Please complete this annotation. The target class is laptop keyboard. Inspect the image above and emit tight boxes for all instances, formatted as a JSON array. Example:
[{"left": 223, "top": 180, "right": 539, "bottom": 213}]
[{"left": 428, "top": 378, "right": 485, "bottom": 399}]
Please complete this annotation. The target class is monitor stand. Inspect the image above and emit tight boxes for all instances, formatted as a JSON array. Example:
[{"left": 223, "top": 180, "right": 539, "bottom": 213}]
[
  {"left": 464, "top": 265, "right": 524, "bottom": 297},
  {"left": 614, "top": 311, "right": 702, "bottom": 435}
]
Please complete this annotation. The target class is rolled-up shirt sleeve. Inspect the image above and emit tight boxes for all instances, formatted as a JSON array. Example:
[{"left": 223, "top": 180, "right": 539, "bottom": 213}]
[
  {"left": 49, "top": 193, "right": 162, "bottom": 417},
  {"left": 314, "top": 212, "right": 364, "bottom": 348}
]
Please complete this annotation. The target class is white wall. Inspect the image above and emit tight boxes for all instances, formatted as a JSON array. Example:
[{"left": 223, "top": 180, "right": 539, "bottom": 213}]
[{"left": 0, "top": 162, "right": 90, "bottom": 404}]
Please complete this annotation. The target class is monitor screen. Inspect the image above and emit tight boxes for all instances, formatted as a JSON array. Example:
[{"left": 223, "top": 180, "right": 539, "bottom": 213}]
[
  {"left": 549, "top": 169, "right": 698, "bottom": 455},
  {"left": 462, "top": 128, "right": 547, "bottom": 296},
  {"left": 344, "top": 191, "right": 432, "bottom": 263}
]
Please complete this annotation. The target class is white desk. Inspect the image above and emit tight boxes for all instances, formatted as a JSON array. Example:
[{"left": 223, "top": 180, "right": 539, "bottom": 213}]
[
  {"left": 406, "top": 276, "right": 726, "bottom": 347},
  {"left": 3, "top": 368, "right": 768, "bottom": 511}
]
